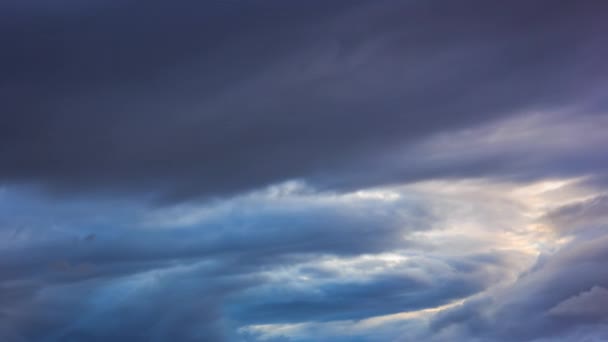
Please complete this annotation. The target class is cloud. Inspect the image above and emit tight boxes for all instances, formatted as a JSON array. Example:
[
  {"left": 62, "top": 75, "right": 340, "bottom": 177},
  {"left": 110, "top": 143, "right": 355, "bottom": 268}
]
[
  {"left": 543, "top": 195, "right": 608, "bottom": 234},
  {"left": 2, "top": 1, "right": 608, "bottom": 341},
  {"left": 0, "top": 186, "right": 440, "bottom": 341},
  {"left": 1, "top": 0, "right": 606, "bottom": 200},
  {"left": 2, "top": 173, "right": 607, "bottom": 341},
  {"left": 426, "top": 194, "right": 608, "bottom": 342},
  {"left": 0, "top": 187, "right": 434, "bottom": 288},
  {"left": 2, "top": 264, "right": 246, "bottom": 342},
  {"left": 0, "top": 179, "right": 537, "bottom": 342},
  {"left": 227, "top": 255, "right": 496, "bottom": 324},
  {"left": 549, "top": 286, "right": 608, "bottom": 318}
]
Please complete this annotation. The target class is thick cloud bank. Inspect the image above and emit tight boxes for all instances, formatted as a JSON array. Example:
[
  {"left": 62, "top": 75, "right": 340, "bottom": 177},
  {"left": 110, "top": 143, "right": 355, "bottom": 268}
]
[
  {"left": 1, "top": 0, "right": 607, "bottom": 199},
  {"left": 1, "top": 1, "right": 608, "bottom": 341}
]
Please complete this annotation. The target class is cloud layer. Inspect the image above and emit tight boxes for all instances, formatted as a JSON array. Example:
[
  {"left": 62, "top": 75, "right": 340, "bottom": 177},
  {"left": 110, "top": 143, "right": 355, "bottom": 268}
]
[
  {"left": 1, "top": 1, "right": 608, "bottom": 341},
  {"left": 2, "top": 0, "right": 607, "bottom": 200}
]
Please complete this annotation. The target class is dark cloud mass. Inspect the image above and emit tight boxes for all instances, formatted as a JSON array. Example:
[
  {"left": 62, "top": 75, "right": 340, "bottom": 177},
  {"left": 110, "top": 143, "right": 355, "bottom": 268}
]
[
  {"left": 1, "top": 1, "right": 608, "bottom": 342},
  {"left": 1, "top": 0, "right": 606, "bottom": 199}
]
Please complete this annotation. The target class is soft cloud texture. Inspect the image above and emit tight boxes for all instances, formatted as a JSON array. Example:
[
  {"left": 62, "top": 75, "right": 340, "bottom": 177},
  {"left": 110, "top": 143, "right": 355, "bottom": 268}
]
[
  {"left": 1, "top": 1, "right": 608, "bottom": 341},
  {"left": 1, "top": 0, "right": 607, "bottom": 200}
]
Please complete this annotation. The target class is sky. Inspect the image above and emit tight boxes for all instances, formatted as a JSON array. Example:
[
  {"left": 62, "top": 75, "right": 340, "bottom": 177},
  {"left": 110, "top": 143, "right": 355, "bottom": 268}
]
[{"left": 1, "top": 1, "right": 608, "bottom": 341}]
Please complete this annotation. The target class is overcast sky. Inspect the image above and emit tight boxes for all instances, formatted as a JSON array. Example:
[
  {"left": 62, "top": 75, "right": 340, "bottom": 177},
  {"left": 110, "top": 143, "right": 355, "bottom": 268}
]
[{"left": 1, "top": 1, "right": 608, "bottom": 341}]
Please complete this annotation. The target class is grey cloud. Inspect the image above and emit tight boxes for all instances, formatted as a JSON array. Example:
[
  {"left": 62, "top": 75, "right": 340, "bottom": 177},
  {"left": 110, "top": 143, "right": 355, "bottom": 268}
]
[
  {"left": 420, "top": 180, "right": 608, "bottom": 341},
  {"left": 2, "top": 1, "right": 608, "bottom": 341},
  {"left": 3, "top": 266, "right": 251, "bottom": 342},
  {"left": 327, "top": 112, "right": 608, "bottom": 192},
  {"left": 429, "top": 232, "right": 608, "bottom": 341},
  {"left": 543, "top": 195, "right": 608, "bottom": 234},
  {"left": 0, "top": 189, "right": 452, "bottom": 341},
  {"left": 0, "top": 192, "right": 431, "bottom": 287},
  {"left": 549, "top": 286, "right": 608, "bottom": 318},
  {"left": 229, "top": 270, "right": 481, "bottom": 324},
  {"left": 1, "top": 0, "right": 606, "bottom": 200},
  {"left": 1, "top": 251, "right": 500, "bottom": 342}
]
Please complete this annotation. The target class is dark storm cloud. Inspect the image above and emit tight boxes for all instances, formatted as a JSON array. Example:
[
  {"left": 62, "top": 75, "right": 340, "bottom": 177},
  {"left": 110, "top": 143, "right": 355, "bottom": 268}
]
[{"left": 1, "top": 0, "right": 606, "bottom": 200}]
